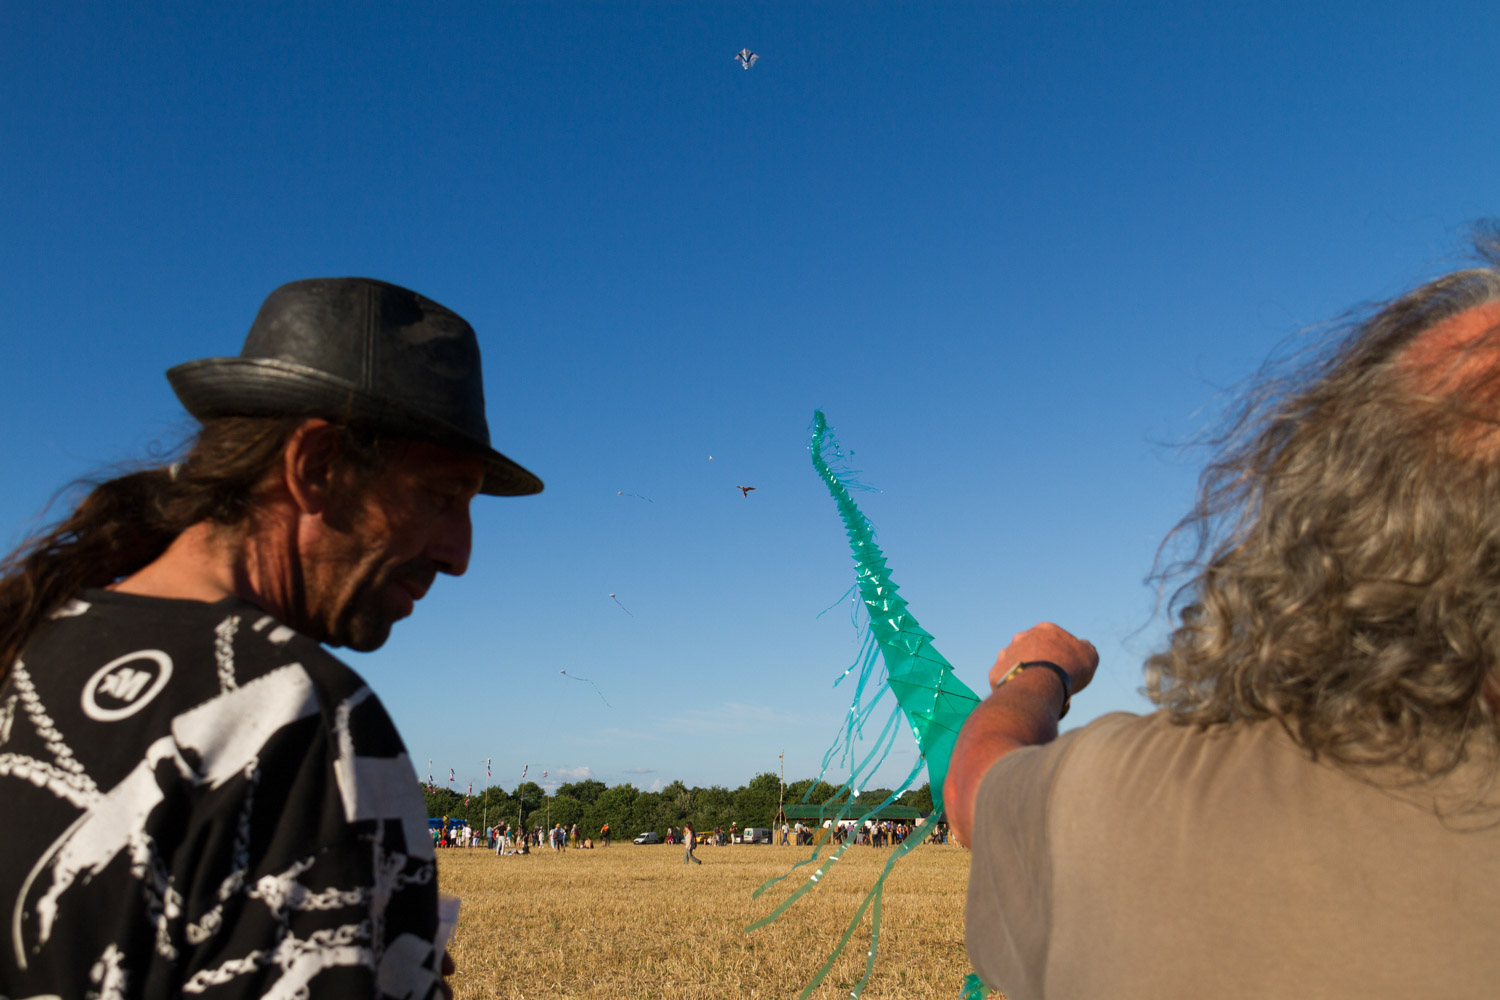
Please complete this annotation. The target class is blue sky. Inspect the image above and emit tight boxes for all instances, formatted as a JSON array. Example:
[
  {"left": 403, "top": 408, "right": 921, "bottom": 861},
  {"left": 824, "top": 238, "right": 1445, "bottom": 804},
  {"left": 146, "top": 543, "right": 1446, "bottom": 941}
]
[{"left": 4, "top": 2, "right": 1498, "bottom": 794}]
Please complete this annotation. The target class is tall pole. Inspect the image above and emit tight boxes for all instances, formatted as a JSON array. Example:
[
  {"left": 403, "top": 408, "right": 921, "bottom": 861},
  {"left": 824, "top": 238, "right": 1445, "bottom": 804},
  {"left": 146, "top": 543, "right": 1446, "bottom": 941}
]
[
  {"left": 479, "top": 758, "right": 490, "bottom": 846},
  {"left": 778, "top": 749, "right": 785, "bottom": 841}
]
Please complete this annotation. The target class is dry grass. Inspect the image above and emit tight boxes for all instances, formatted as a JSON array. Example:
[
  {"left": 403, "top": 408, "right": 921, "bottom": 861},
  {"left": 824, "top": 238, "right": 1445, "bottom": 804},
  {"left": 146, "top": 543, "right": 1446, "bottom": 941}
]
[{"left": 438, "top": 840, "right": 979, "bottom": 999}]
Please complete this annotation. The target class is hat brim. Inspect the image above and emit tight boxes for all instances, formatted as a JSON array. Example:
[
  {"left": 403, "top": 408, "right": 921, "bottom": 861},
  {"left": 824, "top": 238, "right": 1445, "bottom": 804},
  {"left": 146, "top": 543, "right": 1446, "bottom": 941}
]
[{"left": 167, "top": 357, "right": 544, "bottom": 496}]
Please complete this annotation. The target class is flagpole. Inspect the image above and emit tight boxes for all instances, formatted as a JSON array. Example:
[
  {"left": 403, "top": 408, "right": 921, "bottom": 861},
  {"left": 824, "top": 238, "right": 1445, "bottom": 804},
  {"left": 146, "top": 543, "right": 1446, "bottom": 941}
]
[
  {"left": 516, "top": 763, "right": 528, "bottom": 849},
  {"left": 480, "top": 758, "right": 490, "bottom": 846}
]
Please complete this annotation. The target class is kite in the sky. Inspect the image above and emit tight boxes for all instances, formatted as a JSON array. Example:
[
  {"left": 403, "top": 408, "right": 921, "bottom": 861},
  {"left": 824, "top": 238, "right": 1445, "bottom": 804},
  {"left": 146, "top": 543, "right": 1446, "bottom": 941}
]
[
  {"left": 735, "top": 48, "right": 758, "bottom": 69},
  {"left": 737, "top": 485, "right": 756, "bottom": 497},
  {"left": 617, "top": 490, "right": 654, "bottom": 503},
  {"left": 609, "top": 593, "right": 634, "bottom": 616},
  {"left": 560, "top": 670, "right": 612, "bottom": 708}
]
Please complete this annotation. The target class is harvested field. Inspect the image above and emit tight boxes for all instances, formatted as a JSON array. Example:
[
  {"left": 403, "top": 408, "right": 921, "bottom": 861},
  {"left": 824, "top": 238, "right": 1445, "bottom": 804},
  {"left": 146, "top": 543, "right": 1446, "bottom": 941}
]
[{"left": 438, "top": 840, "right": 980, "bottom": 999}]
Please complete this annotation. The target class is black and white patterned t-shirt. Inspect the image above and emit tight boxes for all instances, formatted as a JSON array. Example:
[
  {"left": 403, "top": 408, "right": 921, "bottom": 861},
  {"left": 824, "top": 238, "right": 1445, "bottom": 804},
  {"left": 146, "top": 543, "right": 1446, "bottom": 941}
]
[{"left": 0, "top": 590, "right": 441, "bottom": 1000}]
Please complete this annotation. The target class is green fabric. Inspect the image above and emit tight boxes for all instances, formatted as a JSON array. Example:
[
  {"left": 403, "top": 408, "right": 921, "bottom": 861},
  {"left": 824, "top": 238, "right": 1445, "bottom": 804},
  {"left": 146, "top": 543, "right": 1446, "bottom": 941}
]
[
  {"left": 748, "top": 412, "right": 985, "bottom": 1000},
  {"left": 807, "top": 409, "right": 981, "bottom": 815}
]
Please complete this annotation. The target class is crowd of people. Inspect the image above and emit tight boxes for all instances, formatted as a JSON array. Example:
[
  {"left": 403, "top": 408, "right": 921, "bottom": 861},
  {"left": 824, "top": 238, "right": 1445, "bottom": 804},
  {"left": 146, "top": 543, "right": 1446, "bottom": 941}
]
[{"left": 429, "top": 815, "right": 949, "bottom": 853}]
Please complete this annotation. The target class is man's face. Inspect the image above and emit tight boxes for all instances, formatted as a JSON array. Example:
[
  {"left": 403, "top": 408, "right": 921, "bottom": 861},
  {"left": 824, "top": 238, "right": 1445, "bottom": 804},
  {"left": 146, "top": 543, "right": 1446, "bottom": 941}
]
[{"left": 305, "top": 440, "right": 486, "bottom": 651}]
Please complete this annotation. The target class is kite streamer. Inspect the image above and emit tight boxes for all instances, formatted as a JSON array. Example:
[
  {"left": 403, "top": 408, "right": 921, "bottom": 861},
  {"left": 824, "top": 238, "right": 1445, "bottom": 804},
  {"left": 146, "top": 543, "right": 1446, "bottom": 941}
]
[
  {"left": 748, "top": 411, "right": 987, "bottom": 999},
  {"left": 560, "top": 669, "right": 612, "bottom": 708}
]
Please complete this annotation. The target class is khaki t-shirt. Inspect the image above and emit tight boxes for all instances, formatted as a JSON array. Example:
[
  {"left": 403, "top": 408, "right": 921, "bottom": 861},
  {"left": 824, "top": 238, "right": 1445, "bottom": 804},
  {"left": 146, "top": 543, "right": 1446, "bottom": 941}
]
[{"left": 966, "top": 711, "right": 1500, "bottom": 999}]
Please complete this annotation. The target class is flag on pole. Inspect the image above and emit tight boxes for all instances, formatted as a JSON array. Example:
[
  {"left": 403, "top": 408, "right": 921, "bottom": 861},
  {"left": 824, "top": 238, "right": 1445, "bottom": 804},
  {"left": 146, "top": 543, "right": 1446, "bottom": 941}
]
[
  {"left": 520, "top": 764, "right": 528, "bottom": 780},
  {"left": 466, "top": 779, "right": 472, "bottom": 806},
  {"left": 427, "top": 759, "right": 434, "bottom": 791},
  {"left": 448, "top": 768, "right": 455, "bottom": 784},
  {"left": 487, "top": 757, "right": 492, "bottom": 779}
]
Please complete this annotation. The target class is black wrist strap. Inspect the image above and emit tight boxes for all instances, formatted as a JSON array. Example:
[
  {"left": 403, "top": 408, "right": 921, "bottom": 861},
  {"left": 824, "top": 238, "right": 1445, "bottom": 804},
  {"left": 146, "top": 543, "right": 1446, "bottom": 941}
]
[{"left": 1014, "top": 660, "right": 1071, "bottom": 719}]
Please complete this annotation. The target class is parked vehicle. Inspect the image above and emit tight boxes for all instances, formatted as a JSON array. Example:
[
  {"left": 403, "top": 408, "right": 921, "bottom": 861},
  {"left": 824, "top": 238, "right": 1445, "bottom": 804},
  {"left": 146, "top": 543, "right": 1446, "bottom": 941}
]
[
  {"left": 741, "top": 827, "right": 772, "bottom": 844},
  {"left": 632, "top": 831, "right": 661, "bottom": 845}
]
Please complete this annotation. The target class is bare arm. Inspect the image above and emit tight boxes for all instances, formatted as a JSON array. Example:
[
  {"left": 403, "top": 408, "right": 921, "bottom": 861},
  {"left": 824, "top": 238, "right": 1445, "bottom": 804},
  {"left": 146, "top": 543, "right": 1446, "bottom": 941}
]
[{"left": 944, "top": 623, "right": 1098, "bottom": 847}]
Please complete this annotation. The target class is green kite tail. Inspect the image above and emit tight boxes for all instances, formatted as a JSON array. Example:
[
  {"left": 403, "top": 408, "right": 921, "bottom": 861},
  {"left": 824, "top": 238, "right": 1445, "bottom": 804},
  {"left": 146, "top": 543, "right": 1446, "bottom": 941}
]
[
  {"left": 808, "top": 409, "right": 982, "bottom": 808},
  {"left": 745, "top": 411, "right": 990, "bottom": 999}
]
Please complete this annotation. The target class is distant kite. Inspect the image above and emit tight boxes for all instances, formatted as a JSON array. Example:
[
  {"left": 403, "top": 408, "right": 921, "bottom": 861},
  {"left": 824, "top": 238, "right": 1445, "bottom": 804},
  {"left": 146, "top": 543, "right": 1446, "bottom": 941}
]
[
  {"left": 737, "top": 485, "right": 756, "bottom": 497},
  {"left": 609, "top": 593, "right": 634, "bottom": 616},
  {"left": 561, "top": 670, "right": 612, "bottom": 708},
  {"left": 617, "top": 491, "right": 654, "bottom": 503},
  {"left": 735, "top": 48, "right": 758, "bottom": 70}
]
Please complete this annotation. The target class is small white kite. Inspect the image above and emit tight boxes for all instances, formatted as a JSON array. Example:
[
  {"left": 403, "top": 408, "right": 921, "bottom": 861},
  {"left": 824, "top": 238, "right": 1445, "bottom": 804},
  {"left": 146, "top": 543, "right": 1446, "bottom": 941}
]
[{"left": 735, "top": 48, "right": 758, "bottom": 70}]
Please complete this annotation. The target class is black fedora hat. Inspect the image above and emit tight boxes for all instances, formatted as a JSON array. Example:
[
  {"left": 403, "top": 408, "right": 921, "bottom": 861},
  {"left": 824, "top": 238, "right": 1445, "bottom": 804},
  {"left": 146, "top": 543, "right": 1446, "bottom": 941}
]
[{"left": 167, "top": 277, "right": 543, "bottom": 496}]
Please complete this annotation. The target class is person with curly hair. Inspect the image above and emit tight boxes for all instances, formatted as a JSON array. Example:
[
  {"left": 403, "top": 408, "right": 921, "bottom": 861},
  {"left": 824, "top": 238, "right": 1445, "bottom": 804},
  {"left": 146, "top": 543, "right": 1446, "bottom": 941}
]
[{"left": 948, "top": 245, "right": 1500, "bottom": 999}]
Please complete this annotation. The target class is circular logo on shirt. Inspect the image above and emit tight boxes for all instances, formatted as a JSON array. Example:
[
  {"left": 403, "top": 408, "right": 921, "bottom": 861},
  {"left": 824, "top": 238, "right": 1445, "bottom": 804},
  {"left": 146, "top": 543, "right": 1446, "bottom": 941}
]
[{"left": 81, "top": 650, "right": 173, "bottom": 721}]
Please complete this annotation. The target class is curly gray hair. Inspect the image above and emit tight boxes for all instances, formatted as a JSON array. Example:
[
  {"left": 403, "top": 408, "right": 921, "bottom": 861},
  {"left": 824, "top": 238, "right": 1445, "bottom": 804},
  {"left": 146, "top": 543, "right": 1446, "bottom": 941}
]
[{"left": 1146, "top": 244, "right": 1500, "bottom": 778}]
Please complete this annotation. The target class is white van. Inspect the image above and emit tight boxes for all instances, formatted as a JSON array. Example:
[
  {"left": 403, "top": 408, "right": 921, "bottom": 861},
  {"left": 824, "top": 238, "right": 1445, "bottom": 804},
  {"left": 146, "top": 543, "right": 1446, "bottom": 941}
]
[{"left": 741, "top": 827, "right": 773, "bottom": 844}]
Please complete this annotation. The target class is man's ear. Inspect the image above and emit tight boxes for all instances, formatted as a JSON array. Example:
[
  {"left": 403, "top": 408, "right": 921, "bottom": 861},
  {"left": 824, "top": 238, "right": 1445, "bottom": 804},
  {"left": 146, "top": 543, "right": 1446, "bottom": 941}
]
[{"left": 282, "top": 420, "right": 343, "bottom": 515}]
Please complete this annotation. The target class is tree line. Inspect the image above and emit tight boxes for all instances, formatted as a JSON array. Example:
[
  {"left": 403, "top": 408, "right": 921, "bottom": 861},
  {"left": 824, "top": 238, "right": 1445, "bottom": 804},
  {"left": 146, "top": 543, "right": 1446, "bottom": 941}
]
[{"left": 421, "top": 773, "right": 935, "bottom": 840}]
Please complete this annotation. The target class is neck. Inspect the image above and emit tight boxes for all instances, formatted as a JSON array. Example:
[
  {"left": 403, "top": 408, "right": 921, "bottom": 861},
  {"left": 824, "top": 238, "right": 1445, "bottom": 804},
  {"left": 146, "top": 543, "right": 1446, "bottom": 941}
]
[{"left": 109, "top": 516, "right": 298, "bottom": 624}]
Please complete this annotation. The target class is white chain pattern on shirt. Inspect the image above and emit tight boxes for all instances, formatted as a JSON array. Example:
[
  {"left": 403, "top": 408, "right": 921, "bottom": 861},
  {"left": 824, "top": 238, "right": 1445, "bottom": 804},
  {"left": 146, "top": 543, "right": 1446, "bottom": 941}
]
[
  {"left": 214, "top": 615, "right": 241, "bottom": 692},
  {"left": 10, "top": 660, "right": 96, "bottom": 792},
  {"left": 0, "top": 752, "right": 101, "bottom": 808}
]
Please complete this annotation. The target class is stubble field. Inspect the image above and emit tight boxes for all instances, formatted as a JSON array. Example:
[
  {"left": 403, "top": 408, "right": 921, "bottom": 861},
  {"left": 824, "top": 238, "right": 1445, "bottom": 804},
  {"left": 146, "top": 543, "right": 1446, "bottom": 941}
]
[{"left": 437, "top": 840, "right": 980, "bottom": 999}]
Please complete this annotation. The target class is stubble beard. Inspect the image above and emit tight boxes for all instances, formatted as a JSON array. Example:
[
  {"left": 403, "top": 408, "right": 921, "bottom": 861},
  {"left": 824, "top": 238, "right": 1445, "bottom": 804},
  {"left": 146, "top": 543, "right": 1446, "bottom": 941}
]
[{"left": 329, "top": 573, "right": 401, "bottom": 652}]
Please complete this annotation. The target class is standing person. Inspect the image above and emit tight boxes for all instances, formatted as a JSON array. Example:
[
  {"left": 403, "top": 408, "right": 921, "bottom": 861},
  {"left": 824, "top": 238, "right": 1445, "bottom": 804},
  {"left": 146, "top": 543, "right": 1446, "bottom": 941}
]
[
  {"left": 0, "top": 277, "right": 544, "bottom": 1000},
  {"left": 600, "top": 822, "right": 610, "bottom": 847},
  {"left": 682, "top": 823, "right": 701, "bottom": 865},
  {"left": 948, "top": 256, "right": 1500, "bottom": 999},
  {"left": 570, "top": 822, "right": 579, "bottom": 847}
]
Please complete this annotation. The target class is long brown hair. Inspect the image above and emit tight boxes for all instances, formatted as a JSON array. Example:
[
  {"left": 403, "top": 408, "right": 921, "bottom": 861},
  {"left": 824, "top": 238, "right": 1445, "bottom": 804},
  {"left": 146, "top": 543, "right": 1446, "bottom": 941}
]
[
  {"left": 1146, "top": 249, "right": 1500, "bottom": 777},
  {"left": 0, "top": 417, "right": 385, "bottom": 685}
]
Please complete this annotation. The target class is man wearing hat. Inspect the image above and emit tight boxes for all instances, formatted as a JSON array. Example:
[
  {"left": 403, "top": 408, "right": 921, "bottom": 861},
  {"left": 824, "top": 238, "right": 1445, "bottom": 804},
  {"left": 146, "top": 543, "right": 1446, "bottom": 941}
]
[{"left": 0, "top": 278, "right": 539, "bottom": 999}]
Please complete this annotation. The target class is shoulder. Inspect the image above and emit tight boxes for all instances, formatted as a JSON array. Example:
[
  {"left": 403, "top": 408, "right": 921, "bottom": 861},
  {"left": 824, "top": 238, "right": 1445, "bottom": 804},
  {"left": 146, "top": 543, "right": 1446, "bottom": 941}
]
[
  {"left": 227, "top": 605, "right": 370, "bottom": 703},
  {"left": 977, "top": 711, "right": 1147, "bottom": 810},
  {"left": 209, "top": 604, "right": 414, "bottom": 757},
  {"left": 978, "top": 710, "right": 1292, "bottom": 811}
]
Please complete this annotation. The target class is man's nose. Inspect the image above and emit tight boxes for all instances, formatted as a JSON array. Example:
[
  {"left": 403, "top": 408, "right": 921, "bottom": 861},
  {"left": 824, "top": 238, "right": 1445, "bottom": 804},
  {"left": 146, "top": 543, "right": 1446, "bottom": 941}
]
[{"left": 430, "top": 503, "right": 473, "bottom": 576}]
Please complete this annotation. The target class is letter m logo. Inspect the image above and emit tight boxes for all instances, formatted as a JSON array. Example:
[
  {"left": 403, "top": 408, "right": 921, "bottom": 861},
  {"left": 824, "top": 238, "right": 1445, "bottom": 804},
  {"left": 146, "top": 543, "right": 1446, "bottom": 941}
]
[{"left": 100, "top": 668, "right": 152, "bottom": 703}]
